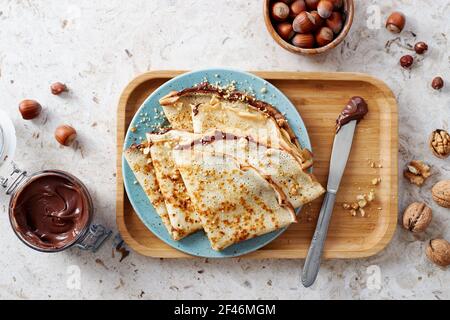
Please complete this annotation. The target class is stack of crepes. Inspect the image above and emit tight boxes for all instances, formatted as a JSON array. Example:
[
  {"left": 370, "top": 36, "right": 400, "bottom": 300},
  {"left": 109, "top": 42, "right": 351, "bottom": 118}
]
[{"left": 124, "top": 82, "right": 325, "bottom": 251}]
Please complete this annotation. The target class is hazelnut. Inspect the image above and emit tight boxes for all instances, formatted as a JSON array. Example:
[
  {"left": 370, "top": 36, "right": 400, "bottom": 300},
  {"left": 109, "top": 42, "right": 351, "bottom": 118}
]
[
  {"left": 310, "top": 11, "right": 324, "bottom": 29},
  {"left": 429, "top": 129, "right": 450, "bottom": 159},
  {"left": 289, "top": 0, "right": 307, "bottom": 18},
  {"left": 431, "top": 76, "right": 444, "bottom": 90},
  {"left": 431, "top": 180, "right": 450, "bottom": 208},
  {"left": 400, "top": 55, "right": 414, "bottom": 69},
  {"left": 326, "top": 11, "right": 343, "bottom": 34},
  {"left": 402, "top": 202, "right": 432, "bottom": 233},
  {"left": 291, "top": 33, "right": 315, "bottom": 48},
  {"left": 414, "top": 41, "right": 428, "bottom": 54},
  {"left": 272, "top": 2, "right": 290, "bottom": 22},
  {"left": 426, "top": 239, "right": 450, "bottom": 267},
  {"left": 329, "top": 0, "right": 343, "bottom": 9},
  {"left": 315, "top": 26, "right": 334, "bottom": 47},
  {"left": 293, "top": 11, "right": 316, "bottom": 33},
  {"left": 19, "top": 100, "right": 42, "bottom": 120},
  {"left": 386, "top": 12, "right": 405, "bottom": 33},
  {"left": 305, "top": 0, "right": 319, "bottom": 10},
  {"left": 55, "top": 125, "right": 77, "bottom": 146},
  {"left": 317, "top": 0, "right": 333, "bottom": 19},
  {"left": 403, "top": 160, "right": 431, "bottom": 186},
  {"left": 276, "top": 22, "right": 295, "bottom": 40},
  {"left": 51, "top": 82, "right": 68, "bottom": 95}
]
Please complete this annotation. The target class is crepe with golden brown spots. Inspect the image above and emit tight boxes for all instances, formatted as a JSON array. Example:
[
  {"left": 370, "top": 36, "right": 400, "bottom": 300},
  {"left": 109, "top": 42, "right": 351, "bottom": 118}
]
[
  {"left": 147, "top": 130, "right": 202, "bottom": 238},
  {"left": 176, "top": 130, "right": 325, "bottom": 209},
  {"left": 173, "top": 148, "right": 297, "bottom": 251},
  {"left": 124, "top": 144, "right": 182, "bottom": 240}
]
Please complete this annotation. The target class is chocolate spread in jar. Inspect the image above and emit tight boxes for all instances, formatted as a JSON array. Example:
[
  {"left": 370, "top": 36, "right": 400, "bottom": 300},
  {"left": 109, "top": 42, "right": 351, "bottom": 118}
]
[
  {"left": 9, "top": 172, "right": 91, "bottom": 251},
  {"left": 336, "top": 96, "right": 369, "bottom": 133}
]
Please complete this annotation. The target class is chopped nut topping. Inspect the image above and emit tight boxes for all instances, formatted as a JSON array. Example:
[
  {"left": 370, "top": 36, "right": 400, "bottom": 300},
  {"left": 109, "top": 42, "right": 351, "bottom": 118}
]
[{"left": 342, "top": 203, "right": 351, "bottom": 210}]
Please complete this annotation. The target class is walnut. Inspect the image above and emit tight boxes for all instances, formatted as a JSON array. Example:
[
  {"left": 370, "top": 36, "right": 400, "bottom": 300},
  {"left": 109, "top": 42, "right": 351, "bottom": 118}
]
[
  {"left": 426, "top": 239, "right": 450, "bottom": 267},
  {"left": 403, "top": 160, "right": 431, "bottom": 186},
  {"left": 429, "top": 129, "right": 450, "bottom": 159},
  {"left": 402, "top": 202, "right": 432, "bottom": 233},
  {"left": 431, "top": 180, "right": 450, "bottom": 208}
]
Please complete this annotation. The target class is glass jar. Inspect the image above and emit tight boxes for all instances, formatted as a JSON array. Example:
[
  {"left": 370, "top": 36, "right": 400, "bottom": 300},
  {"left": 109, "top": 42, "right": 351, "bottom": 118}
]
[{"left": 0, "top": 110, "right": 111, "bottom": 253}]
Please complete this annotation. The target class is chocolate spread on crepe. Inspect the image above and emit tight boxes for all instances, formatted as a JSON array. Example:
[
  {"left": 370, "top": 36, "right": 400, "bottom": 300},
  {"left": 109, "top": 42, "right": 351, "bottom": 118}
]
[
  {"left": 160, "top": 82, "right": 299, "bottom": 146},
  {"left": 10, "top": 172, "right": 90, "bottom": 250},
  {"left": 160, "top": 82, "right": 315, "bottom": 170},
  {"left": 336, "top": 96, "right": 368, "bottom": 133}
]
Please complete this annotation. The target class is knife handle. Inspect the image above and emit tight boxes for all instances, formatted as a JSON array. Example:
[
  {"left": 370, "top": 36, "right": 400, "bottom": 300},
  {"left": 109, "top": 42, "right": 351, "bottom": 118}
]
[{"left": 301, "top": 191, "right": 337, "bottom": 288}]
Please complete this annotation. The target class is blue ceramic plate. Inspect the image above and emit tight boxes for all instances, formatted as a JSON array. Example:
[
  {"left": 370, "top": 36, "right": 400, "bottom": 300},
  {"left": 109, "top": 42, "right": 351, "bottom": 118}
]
[{"left": 123, "top": 68, "right": 312, "bottom": 258}]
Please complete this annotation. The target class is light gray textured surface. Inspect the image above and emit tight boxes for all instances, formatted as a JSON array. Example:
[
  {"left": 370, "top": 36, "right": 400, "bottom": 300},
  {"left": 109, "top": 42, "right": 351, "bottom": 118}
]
[{"left": 0, "top": 0, "right": 449, "bottom": 300}]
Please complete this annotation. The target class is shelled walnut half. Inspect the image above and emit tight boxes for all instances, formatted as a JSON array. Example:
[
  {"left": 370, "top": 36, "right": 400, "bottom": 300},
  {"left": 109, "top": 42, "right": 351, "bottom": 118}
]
[
  {"left": 403, "top": 160, "right": 431, "bottom": 186},
  {"left": 429, "top": 129, "right": 450, "bottom": 159}
]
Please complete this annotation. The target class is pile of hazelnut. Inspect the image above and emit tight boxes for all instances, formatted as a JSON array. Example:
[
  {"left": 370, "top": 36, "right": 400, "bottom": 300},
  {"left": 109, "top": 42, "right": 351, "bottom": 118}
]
[
  {"left": 18, "top": 82, "right": 77, "bottom": 147},
  {"left": 385, "top": 12, "right": 445, "bottom": 91},
  {"left": 270, "top": 0, "right": 346, "bottom": 49}
]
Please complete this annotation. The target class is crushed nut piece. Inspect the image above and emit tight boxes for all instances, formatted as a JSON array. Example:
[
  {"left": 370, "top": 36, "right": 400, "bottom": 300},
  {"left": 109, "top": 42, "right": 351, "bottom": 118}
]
[
  {"left": 359, "top": 208, "right": 366, "bottom": 217},
  {"left": 350, "top": 209, "right": 357, "bottom": 216},
  {"left": 342, "top": 203, "right": 351, "bottom": 210},
  {"left": 404, "top": 160, "right": 431, "bottom": 186},
  {"left": 371, "top": 178, "right": 381, "bottom": 185},
  {"left": 351, "top": 202, "right": 359, "bottom": 210},
  {"left": 367, "top": 191, "right": 376, "bottom": 202},
  {"left": 358, "top": 198, "right": 368, "bottom": 208}
]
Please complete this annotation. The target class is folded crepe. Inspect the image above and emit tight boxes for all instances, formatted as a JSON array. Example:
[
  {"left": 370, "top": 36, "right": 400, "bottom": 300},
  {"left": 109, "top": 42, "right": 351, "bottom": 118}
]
[
  {"left": 147, "top": 130, "right": 202, "bottom": 239},
  {"left": 159, "top": 82, "right": 313, "bottom": 170},
  {"left": 124, "top": 144, "right": 181, "bottom": 240},
  {"left": 173, "top": 148, "right": 297, "bottom": 251},
  {"left": 176, "top": 130, "right": 325, "bottom": 209}
]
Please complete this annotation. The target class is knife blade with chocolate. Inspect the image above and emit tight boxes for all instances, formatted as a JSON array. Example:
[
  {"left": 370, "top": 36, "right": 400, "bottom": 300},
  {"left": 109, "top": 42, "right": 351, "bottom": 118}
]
[{"left": 302, "top": 96, "right": 368, "bottom": 288}]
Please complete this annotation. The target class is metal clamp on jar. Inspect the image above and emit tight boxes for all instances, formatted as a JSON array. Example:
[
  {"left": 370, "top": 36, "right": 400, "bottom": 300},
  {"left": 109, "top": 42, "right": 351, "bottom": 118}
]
[{"left": 0, "top": 110, "right": 111, "bottom": 253}]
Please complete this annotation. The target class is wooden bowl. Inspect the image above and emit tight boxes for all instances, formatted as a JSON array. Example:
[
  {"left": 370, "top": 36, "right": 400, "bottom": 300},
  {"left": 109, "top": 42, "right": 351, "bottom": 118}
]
[{"left": 264, "top": 0, "right": 354, "bottom": 55}]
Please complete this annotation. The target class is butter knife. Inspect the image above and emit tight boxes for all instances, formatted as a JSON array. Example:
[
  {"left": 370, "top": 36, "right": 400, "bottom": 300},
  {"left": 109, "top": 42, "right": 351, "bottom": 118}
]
[{"left": 301, "top": 120, "right": 357, "bottom": 288}]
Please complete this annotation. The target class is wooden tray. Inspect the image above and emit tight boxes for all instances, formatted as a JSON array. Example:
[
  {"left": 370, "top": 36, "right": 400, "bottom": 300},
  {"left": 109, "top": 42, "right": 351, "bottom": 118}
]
[{"left": 116, "top": 71, "right": 398, "bottom": 259}]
